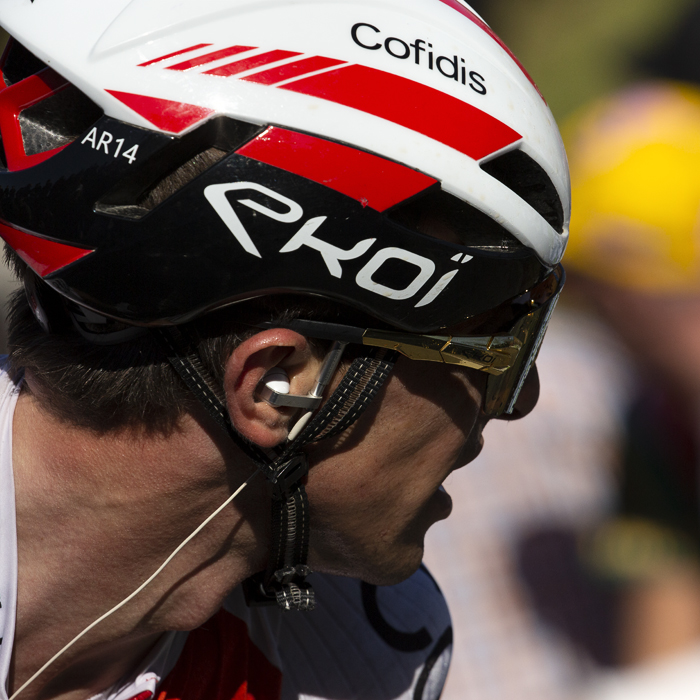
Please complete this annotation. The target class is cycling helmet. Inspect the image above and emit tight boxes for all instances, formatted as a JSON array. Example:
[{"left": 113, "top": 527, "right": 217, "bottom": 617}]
[
  {"left": 0, "top": 0, "right": 570, "bottom": 610},
  {"left": 0, "top": 0, "right": 568, "bottom": 331}
]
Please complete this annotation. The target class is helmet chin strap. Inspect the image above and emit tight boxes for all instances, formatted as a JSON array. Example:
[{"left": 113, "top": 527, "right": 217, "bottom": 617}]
[
  {"left": 152, "top": 325, "right": 398, "bottom": 611},
  {"left": 24, "top": 272, "right": 399, "bottom": 611}
]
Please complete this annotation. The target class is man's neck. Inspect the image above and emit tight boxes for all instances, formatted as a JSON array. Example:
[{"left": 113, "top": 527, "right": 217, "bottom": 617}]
[{"left": 9, "top": 385, "right": 267, "bottom": 700}]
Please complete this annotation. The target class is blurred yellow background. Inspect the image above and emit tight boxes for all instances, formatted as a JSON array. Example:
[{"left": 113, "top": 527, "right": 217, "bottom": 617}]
[{"left": 475, "top": 0, "right": 695, "bottom": 120}]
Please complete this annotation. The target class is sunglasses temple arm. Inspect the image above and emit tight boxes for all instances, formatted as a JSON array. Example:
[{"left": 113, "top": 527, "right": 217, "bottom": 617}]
[
  {"left": 313, "top": 341, "right": 348, "bottom": 397},
  {"left": 287, "top": 340, "right": 348, "bottom": 442},
  {"left": 262, "top": 319, "right": 365, "bottom": 345}
]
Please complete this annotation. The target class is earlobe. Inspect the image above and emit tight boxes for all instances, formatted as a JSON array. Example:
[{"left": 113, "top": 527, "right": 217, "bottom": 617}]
[{"left": 223, "top": 329, "right": 320, "bottom": 449}]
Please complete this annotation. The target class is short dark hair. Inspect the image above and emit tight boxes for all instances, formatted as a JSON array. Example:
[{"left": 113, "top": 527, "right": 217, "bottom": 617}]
[
  {"left": 1, "top": 140, "right": 346, "bottom": 433},
  {"left": 6, "top": 283, "right": 240, "bottom": 433},
  {"left": 5, "top": 251, "right": 343, "bottom": 434}
]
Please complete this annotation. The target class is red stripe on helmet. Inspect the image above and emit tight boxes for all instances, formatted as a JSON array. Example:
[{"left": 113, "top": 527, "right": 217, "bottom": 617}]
[
  {"left": 237, "top": 127, "right": 438, "bottom": 211},
  {"left": 204, "top": 50, "right": 302, "bottom": 77},
  {"left": 241, "top": 56, "right": 347, "bottom": 86},
  {"left": 280, "top": 64, "right": 521, "bottom": 161},
  {"left": 0, "top": 221, "right": 93, "bottom": 277},
  {"left": 105, "top": 91, "right": 214, "bottom": 133},
  {"left": 0, "top": 68, "right": 71, "bottom": 171},
  {"left": 435, "top": 0, "right": 545, "bottom": 102},
  {"left": 138, "top": 44, "right": 213, "bottom": 68},
  {"left": 166, "top": 45, "right": 257, "bottom": 71}
]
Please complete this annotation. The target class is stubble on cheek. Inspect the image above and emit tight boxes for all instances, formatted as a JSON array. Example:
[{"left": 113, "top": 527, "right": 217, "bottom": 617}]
[
  {"left": 307, "top": 520, "right": 426, "bottom": 586},
  {"left": 305, "top": 466, "right": 429, "bottom": 584},
  {"left": 303, "top": 361, "right": 486, "bottom": 583}
]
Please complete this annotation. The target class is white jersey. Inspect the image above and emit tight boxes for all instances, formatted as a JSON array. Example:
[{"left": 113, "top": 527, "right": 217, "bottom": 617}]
[{"left": 0, "top": 365, "right": 451, "bottom": 700}]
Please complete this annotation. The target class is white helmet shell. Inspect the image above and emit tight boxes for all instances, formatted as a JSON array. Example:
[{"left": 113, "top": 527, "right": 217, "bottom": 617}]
[{"left": 0, "top": 0, "right": 569, "bottom": 266}]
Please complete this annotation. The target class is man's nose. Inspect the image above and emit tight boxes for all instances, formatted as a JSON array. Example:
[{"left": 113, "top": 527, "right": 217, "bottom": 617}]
[{"left": 496, "top": 365, "right": 540, "bottom": 422}]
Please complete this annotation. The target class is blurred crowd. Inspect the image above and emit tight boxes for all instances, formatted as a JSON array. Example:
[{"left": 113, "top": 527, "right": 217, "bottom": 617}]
[{"left": 423, "top": 1, "right": 700, "bottom": 699}]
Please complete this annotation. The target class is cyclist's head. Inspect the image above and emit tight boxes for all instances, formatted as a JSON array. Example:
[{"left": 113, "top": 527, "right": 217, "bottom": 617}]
[
  {"left": 0, "top": 0, "right": 568, "bottom": 424},
  {"left": 0, "top": 0, "right": 569, "bottom": 606}
]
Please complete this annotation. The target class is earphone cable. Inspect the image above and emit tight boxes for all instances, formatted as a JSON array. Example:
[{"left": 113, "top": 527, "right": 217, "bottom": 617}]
[{"left": 9, "top": 470, "right": 259, "bottom": 700}]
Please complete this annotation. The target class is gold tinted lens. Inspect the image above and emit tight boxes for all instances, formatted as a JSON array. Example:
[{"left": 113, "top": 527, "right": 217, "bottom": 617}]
[
  {"left": 439, "top": 335, "right": 522, "bottom": 373},
  {"left": 358, "top": 265, "right": 564, "bottom": 415},
  {"left": 361, "top": 329, "right": 522, "bottom": 373}
]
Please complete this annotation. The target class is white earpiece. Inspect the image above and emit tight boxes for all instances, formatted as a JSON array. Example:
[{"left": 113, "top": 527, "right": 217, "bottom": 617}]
[
  {"left": 256, "top": 368, "right": 321, "bottom": 410},
  {"left": 255, "top": 341, "right": 349, "bottom": 441},
  {"left": 262, "top": 367, "right": 290, "bottom": 395}
]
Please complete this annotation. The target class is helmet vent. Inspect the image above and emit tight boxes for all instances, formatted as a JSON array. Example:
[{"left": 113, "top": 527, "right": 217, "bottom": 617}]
[
  {"left": 1, "top": 40, "right": 47, "bottom": 86},
  {"left": 19, "top": 85, "right": 103, "bottom": 156},
  {"left": 96, "top": 117, "right": 263, "bottom": 219},
  {"left": 481, "top": 149, "right": 564, "bottom": 233},
  {"left": 139, "top": 146, "right": 227, "bottom": 211},
  {"left": 388, "top": 188, "right": 526, "bottom": 254},
  {"left": 96, "top": 147, "right": 227, "bottom": 219}
]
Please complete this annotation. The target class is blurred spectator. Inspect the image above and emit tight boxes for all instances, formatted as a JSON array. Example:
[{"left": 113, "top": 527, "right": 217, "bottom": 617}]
[
  {"left": 427, "top": 80, "right": 700, "bottom": 696},
  {"left": 561, "top": 80, "right": 700, "bottom": 698},
  {"left": 424, "top": 305, "right": 632, "bottom": 699},
  {"left": 426, "top": 5, "right": 700, "bottom": 698}
]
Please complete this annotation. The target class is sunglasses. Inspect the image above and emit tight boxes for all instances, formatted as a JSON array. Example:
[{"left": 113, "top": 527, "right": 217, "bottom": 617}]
[{"left": 259, "top": 265, "right": 564, "bottom": 417}]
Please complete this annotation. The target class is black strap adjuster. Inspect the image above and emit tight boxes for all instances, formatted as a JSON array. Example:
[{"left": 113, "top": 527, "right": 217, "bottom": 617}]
[{"left": 271, "top": 453, "right": 309, "bottom": 499}]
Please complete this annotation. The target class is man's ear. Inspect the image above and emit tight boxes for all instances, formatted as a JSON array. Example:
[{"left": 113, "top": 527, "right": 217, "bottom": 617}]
[{"left": 223, "top": 329, "right": 322, "bottom": 448}]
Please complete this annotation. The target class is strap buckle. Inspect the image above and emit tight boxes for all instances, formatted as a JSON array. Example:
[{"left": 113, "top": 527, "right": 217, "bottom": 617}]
[{"left": 271, "top": 454, "right": 309, "bottom": 499}]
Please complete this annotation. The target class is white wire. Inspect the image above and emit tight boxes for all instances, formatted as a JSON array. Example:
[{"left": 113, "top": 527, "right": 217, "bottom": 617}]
[{"left": 9, "top": 471, "right": 259, "bottom": 700}]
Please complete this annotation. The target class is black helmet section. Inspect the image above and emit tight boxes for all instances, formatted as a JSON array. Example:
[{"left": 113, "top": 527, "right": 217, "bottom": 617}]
[
  {"left": 0, "top": 114, "right": 547, "bottom": 333},
  {"left": 0, "top": 39, "right": 103, "bottom": 172}
]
